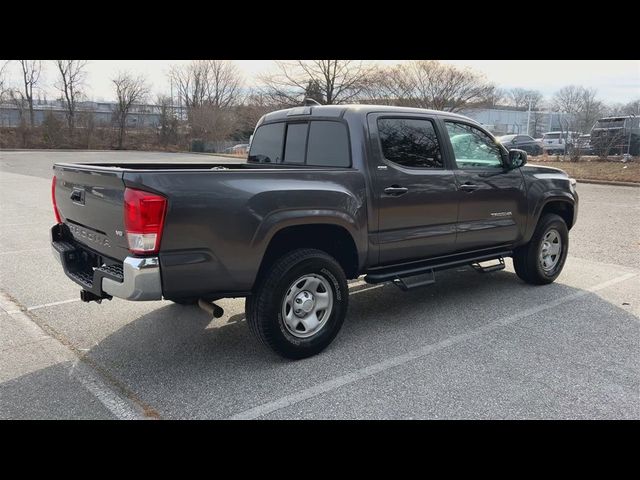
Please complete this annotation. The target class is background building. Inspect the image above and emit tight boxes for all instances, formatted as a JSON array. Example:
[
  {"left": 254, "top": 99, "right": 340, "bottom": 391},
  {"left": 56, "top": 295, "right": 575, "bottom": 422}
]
[{"left": 0, "top": 99, "right": 186, "bottom": 128}]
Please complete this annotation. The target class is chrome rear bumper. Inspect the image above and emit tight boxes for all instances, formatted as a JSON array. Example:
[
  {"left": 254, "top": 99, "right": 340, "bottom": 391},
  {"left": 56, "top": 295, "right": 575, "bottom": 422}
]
[{"left": 102, "top": 256, "right": 162, "bottom": 301}]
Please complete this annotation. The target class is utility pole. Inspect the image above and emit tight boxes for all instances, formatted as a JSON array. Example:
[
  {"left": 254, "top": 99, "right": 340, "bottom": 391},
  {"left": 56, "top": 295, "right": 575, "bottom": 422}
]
[{"left": 526, "top": 97, "right": 532, "bottom": 136}]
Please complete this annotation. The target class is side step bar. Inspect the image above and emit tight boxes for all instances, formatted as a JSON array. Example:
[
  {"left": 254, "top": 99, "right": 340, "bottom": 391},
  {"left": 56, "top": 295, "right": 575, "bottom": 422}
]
[
  {"left": 364, "top": 249, "right": 512, "bottom": 290},
  {"left": 471, "top": 257, "right": 505, "bottom": 273},
  {"left": 392, "top": 271, "right": 436, "bottom": 291}
]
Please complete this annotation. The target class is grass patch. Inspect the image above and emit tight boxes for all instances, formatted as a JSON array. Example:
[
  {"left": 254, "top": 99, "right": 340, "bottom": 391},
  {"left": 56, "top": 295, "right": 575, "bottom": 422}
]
[{"left": 529, "top": 157, "right": 640, "bottom": 183}]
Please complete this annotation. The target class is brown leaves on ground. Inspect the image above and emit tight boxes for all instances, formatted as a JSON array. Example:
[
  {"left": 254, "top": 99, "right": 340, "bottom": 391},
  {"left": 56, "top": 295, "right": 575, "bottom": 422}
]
[{"left": 531, "top": 156, "right": 640, "bottom": 183}]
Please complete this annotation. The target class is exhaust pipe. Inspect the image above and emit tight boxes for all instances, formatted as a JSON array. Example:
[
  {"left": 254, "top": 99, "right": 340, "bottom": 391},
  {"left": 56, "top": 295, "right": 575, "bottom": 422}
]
[{"left": 198, "top": 298, "right": 224, "bottom": 318}]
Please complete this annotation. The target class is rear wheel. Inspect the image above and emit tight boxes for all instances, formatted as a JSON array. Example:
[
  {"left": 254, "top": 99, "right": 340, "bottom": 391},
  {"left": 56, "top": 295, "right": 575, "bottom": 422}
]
[
  {"left": 513, "top": 213, "right": 568, "bottom": 285},
  {"left": 245, "top": 248, "right": 349, "bottom": 359}
]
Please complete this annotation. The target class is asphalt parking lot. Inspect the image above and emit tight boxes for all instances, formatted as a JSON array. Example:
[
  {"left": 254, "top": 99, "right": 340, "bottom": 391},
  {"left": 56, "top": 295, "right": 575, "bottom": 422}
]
[{"left": 1, "top": 150, "right": 638, "bottom": 419}]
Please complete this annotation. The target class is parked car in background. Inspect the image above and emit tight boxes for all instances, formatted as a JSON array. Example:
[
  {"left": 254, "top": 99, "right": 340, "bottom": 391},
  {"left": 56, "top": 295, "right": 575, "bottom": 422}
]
[
  {"left": 590, "top": 116, "right": 640, "bottom": 156},
  {"left": 575, "top": 134, "right": 593, "bottom": 155},
  {"left": 542, "top": 131, "right": 580, "bottom": 155},
  {"left": 224, "top": 143, "right": 250, "bottom": 155},
  {"left": 497, "top": 134, "right": 544, "bottom": 156}
]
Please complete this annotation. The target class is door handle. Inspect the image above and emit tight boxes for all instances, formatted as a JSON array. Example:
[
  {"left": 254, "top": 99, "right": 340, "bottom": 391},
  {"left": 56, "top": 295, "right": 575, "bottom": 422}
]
[
  {"left": 384, "top": 186, "right": 408, "bottom": 196},
  {"left": 460, "top": 183, "right": 480, "bottom": 192}
]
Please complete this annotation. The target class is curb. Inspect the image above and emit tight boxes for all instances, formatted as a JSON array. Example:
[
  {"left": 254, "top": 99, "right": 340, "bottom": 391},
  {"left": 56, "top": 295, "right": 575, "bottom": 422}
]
[{"left": 575, "top": 179, "right": 639, "bottom": 187}]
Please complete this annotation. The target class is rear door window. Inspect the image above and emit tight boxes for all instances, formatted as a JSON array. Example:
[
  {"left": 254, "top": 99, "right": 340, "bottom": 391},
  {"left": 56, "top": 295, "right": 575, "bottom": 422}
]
[
  {"left": 248, "top": 122, "right": 285, "bottom": 164},
  {"left": 377, "top": 118, "right": 443, "bottom": 168}
]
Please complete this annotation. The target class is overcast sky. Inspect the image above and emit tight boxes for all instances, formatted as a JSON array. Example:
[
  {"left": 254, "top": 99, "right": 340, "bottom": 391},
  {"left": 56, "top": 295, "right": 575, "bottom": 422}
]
[{"left": 3, "top": 60, "right": 638, "bottom": 104}]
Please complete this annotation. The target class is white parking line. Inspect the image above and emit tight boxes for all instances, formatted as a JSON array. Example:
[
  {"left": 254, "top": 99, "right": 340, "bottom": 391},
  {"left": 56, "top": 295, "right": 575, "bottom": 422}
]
[
  {"left": 3, "top": 222, "right": 47, "bottom": 227},
  {"left": 11, "top": 282, "right": 380, "bottom": 318},
  {"left": 27, "top": 298, "right": 81, "bottom": 311},
  {"left": 229, "top": 272, "right": 638, "bottom": 420},
  {"left": 0, "top": 247, "right": 49, "bottom": 255},
  {"left": 69, "top": 361, "right": 146, "bottom": 420},
  {"left": 0, "top": 291, "right": 148, "bottom": 420},
  {"left": 349, "top": 284, "right": 384, "bottom": 295}
]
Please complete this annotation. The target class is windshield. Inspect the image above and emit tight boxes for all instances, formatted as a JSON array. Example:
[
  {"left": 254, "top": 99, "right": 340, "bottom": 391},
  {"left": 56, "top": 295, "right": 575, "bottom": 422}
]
[
  {"left": 543, "top": 133, "right": 561, "bottom": 139},
  {"left": 498, "top": 135, "right": 516, "bottom": 142}
]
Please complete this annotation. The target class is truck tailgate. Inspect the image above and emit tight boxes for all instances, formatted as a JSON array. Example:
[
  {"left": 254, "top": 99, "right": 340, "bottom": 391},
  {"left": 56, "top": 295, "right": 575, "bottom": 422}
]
[{"left": 53, "top": 164, "right": 130, "bottom": 261}]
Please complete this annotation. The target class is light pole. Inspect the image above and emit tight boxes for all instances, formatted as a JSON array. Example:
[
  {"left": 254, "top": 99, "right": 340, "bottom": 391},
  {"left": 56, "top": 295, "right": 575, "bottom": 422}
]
[{"left": 526, "top": 97, "right": 532, "bottom": 136}]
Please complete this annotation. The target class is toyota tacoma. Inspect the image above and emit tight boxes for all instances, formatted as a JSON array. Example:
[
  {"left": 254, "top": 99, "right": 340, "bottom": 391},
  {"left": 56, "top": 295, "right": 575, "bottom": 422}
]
[{"left": 51, "top": 105, "right": 579, "bottom": 358}]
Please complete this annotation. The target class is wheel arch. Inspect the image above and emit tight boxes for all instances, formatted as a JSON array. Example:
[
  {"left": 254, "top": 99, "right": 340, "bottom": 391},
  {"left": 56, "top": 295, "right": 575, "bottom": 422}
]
[{"left": 254, "top": 222, "right": 361, "bottom": 290}]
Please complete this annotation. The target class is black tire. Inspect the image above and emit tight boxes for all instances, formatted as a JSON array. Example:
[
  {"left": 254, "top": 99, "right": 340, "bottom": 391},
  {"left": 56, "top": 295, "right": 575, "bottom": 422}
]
[
  {"left": 245, "top": 248, "right": 349, "bottom": 359},
  {"left": 513, "top": 213, "right": 569, "bottom": 285}
]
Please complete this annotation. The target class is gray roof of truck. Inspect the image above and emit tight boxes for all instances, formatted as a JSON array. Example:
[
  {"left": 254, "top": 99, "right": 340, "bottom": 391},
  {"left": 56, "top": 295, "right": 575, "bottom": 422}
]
[{"left": 261, "top": 104, "right": 476, "bottom": 124}]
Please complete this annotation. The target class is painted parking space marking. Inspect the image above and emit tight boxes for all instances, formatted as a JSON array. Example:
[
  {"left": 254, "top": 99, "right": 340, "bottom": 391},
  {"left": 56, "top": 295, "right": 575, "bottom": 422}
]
[{"left": 229, "top": 272, "right": 637, "bottom": 420}]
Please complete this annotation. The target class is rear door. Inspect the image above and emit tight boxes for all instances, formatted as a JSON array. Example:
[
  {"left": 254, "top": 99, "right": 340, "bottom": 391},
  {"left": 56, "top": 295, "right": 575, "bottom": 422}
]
[
  {"left": 53, "top": 164, "right": 130, "bottom": 261},
  {"left": 441, "top": 119, "right": 527, "bottom": 251},
  {"left": 367, "top": 113, "right": 458, "bottom": 265}
]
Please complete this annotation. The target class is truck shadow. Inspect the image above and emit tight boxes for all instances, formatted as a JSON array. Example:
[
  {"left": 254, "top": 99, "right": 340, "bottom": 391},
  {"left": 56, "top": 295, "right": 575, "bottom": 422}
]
[
  {"left": 2, "top": 267, "right": 638, "bottom": 419},
  {"left": 82, "top": 267, "right": 638, "bottom": 368}
]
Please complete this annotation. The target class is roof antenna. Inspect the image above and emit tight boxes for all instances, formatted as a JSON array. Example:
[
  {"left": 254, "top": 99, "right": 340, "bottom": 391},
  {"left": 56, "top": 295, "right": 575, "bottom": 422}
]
[{"left": 302, "top": 97, "right": 321, "bottom": 106}]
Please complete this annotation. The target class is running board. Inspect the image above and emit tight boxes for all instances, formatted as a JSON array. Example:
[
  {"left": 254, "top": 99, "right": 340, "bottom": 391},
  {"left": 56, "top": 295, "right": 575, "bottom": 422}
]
[
  {"left": 392, "top": 271, "right": 436, "bottom": 291},
  {"left": 471, "top": 257, "right": 505, "bottom": 273},
  {"left": 364, "top": 249, "right": 512, "bottom": 288}
]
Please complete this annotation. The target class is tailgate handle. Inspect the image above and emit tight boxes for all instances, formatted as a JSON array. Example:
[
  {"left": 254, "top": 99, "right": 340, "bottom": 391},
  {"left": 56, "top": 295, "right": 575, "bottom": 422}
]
[{"left": 70, "top": 188, "right": 85, "bottom": 204}]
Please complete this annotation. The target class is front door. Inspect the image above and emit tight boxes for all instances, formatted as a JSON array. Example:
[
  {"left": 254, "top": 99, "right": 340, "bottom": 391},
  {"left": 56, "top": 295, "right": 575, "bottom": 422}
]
[
  {"left": 442, "top": 120, "right": 528, "bottom": 251},
  {"left": 368, "top": 114, "right": 459, "bottom": 265}
]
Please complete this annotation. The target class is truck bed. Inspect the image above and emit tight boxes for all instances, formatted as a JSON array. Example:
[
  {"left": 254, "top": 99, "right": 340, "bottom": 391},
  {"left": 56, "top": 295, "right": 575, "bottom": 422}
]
[{"left": 52, "top": 160, "right": 367, "bottom": 299}]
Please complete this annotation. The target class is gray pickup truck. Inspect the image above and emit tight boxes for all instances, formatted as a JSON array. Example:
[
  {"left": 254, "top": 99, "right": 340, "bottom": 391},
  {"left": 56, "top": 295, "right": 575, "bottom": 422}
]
[{"left": 51, "top": 105, "right": 579, "bottom": 358}]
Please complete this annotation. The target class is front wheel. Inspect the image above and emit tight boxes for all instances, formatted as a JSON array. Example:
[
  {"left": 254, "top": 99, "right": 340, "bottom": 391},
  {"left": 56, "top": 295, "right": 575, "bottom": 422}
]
[
  {"left": 245, "top": 248, "right": 349, "bottom": 359},
  {"left": 513, "top": 213, "right": 569, "bottom": 285}
]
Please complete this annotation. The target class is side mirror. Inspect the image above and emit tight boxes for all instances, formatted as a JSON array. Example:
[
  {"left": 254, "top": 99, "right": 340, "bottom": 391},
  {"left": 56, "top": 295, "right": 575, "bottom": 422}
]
[{"left": 508, "top": 149, "right": 527, "bottom": 169}]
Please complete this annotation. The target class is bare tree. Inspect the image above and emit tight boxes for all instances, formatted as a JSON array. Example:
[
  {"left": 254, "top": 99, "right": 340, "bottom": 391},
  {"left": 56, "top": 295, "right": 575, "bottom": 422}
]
[
  {"left": 0, "top": 61, "right": 10, "bottom": 102},
  {"left": 169, "top": 60, "right": 243, "bottom": 110},
  {"left": 576, "top": 87, "right": 604, "bottom": 133},
  {"left": 485, "top": 87, "right": 508, "bottom": 107},
  {"left": 189, "top": 105, "right": 238, "bottom": 145},
  {"left": 156, "top": 94, "right": 179, "bottom": 146},
  {"left": 112, "top": 72, "right": 149, "bottom": 149},
  {"left": 258, "top": 60, "right": 375, "bottom": 106},
  {"left": 234, "top": 89, "right": 284, "bottom": 137},
  {"left": 551, "top": 85, "right": 584, "bottom": 115},
  {"left": 378, "top": 61, "right": 496, "bottom": 112},
  {"left": 553, "top": 85, "right": 604, "bottom": 133},
  {"left": 623, "top": 99, "right": 640, "bottom": 116},
  {"left": 508, "top": 88, "right": 544, "bottom": 110},
  {"left": 18, "top": 60, "right": 42, "bottom": 127},
  {"left": 54, "top": 60, "right": 88, "bottom": 132}
]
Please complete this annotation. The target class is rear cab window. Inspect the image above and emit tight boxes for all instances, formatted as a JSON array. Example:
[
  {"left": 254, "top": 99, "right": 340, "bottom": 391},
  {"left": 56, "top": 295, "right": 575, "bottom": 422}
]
[
  {"left": 248, "top": 122, "right": 285, "bottom": 164},
  {"left": 249, "top": 120, "right": 351, "bottom": 167}
]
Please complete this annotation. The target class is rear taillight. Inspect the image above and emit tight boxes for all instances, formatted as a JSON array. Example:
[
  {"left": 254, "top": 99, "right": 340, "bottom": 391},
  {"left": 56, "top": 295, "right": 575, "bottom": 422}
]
[
  {"left": 52, "top": 175, "right": 62, "bottom": 224},
  {"left": 123, "top": 188, "right": 167, "bottom": 255}
]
